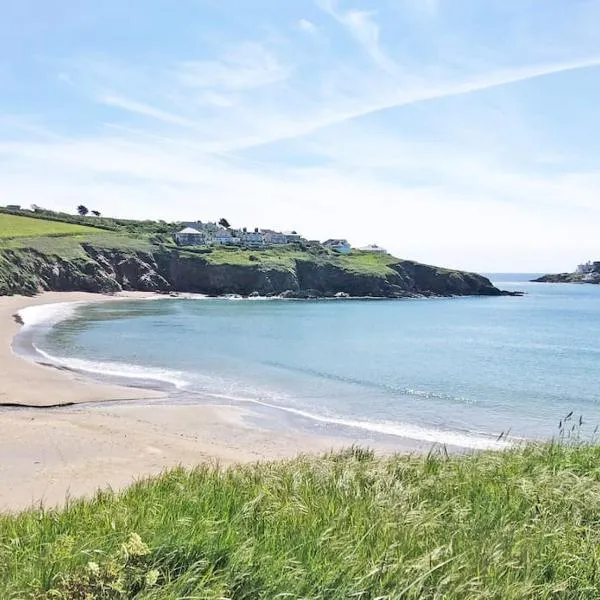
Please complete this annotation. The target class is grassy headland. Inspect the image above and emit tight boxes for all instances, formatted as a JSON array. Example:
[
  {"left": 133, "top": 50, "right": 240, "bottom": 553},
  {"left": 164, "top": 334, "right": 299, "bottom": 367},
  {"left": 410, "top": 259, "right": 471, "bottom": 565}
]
[
  {"left": 2, "top": 443, "right": 600, "bottom": 598},
  {"left": 0, "top": 209, "right": 504, "bottom": 298}
]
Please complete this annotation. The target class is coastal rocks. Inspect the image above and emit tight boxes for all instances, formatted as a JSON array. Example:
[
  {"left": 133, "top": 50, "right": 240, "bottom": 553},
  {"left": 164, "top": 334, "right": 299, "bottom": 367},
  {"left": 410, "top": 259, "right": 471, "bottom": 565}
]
[
  {"left": 0, "top": 244, "right": 513, "bottom": 299},
  {"left": 533, "top": 260, "right": 600, "bottom": 285},
  {"left": 532, "top": 273, "right": 575, "bottom": 283},
  {"left": 295, "top": 259, "right": 393, "bottom": 297},
  {"left": 0, "top": 247, "right": 169, "bottom": 296},
  {"left": 159, "top": 251, "right": 300, "bottom": 295},
  {"left": 279, "top": 290, "right": 298, "bottom": 299},
  {"left": 532, "top": 271, "right": 600, "bottom": 284},
  {"left": 82, "top": 245, "right": 170, "bottom": 292},
  {"left": 392, "top": 261, "right": 503, "bottom": 297}
]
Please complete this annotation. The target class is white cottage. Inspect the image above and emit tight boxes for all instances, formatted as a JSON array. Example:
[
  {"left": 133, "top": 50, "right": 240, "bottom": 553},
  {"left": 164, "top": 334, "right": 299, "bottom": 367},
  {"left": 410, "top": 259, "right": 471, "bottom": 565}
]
[
  {"left": 359, "top": 244, "right": 387, "bottom": 253},
  {"left": 262, "top": 230, "right": 287, "bottom": 245},
  {"left": 174, "top": 227, "right": 205, "bottom": 246},
  {"left": 323, "top": 239, "right": 352, "bottom": 254},
  {"left": 241, "top": 230, "right": 265, "bottom": 248},
  {"left": 212, "top": 229, "right": 233, "bottom": 245}
]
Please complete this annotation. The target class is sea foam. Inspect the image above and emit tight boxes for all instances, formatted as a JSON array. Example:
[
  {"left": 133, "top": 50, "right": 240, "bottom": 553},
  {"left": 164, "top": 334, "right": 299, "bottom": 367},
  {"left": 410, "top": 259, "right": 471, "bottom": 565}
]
[
  {"left": 33, "top": 346, "right": 190, "bottom": 389},
  {"left": 18, "top": 301, "right": 83, "bottom": 329},
  {"left": 16, "top": 300, "right": 190, "bottom": 390},
  {"left": 202, "top": 393, "right": 513, "bottom": 451}
]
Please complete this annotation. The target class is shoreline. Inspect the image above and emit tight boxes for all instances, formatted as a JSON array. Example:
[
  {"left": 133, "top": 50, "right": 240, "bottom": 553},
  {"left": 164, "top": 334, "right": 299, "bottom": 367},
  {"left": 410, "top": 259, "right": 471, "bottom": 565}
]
[
  {"left": 2, "top": 291, "right": 170, "bottom": 407},
  {"left": 0, "top": 292, "right": 380, "bottom": 512}
]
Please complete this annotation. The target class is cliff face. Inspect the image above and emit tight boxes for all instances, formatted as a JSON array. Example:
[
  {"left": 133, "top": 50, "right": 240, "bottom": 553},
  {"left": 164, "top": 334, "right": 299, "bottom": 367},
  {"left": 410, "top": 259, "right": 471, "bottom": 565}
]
[
  {"left": 0, "top": 245, "right": 506, "bottom": 298},
  {"left": 533, "top": 263, "right": 600, "bottom": 284},
  {"left": 0, "top": 247, "right": 169, "bottom": 296}
]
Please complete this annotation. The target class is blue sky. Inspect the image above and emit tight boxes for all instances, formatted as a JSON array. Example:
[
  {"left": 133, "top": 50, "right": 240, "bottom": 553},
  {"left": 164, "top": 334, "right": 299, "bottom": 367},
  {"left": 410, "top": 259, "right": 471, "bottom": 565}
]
[{"left": 1, "top": 0, "right": 600, "bottom": 271}]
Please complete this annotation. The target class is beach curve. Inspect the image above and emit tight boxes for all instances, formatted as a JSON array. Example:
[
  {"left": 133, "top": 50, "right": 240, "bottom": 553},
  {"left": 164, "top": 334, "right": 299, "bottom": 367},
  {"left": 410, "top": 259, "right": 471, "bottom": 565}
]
[{"left": 0, "top": 292, "right": 356, "bottom": 511}]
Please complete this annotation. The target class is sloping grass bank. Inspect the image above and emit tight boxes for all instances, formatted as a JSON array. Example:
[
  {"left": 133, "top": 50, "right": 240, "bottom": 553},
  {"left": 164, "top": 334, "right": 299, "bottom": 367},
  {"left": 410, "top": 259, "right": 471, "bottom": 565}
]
[
  {"left": 0, "top": 213, "right": 101, "bottom": 239},
  {"left": 3, "top": 443, "right": 600, "bottom": 599}
]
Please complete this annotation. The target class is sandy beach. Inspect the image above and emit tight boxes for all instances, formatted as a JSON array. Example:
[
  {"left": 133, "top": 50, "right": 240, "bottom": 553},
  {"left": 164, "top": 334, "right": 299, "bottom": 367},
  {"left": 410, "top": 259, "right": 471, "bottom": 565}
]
[{"left": 0, "top": 292, "right": 358, "bottom": 511}]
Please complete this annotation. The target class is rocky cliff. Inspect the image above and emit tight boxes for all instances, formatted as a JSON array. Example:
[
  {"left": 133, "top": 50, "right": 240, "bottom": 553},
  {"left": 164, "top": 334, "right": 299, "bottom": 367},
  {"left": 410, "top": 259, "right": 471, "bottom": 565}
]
[
  {"left": 533, "top": 262, "right": 600, "bottom": 284},
  {"left": 0, "top": 244, "right": 511, "bottom": 298}
]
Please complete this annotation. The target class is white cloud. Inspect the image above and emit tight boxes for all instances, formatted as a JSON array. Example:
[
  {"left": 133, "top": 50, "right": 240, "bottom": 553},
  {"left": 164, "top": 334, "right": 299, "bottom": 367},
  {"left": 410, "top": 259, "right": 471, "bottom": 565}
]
[
  {"left": 298, "top": 18, "right": 318, "bottom": 34},
  {"left": 196, "top": 54, "right": 600, "bottom": 155},
  {"left": 2, "top": 1, "right": 600, "bottom": 272},
  {"left": 317, "top": 0, "right": 397, "bottom": 74},
  {"left": 176, "top": 43, "right": 290, "bottom": 91},
  {"left": 99, "top": 94, "right": 197, "bottom": 127}
]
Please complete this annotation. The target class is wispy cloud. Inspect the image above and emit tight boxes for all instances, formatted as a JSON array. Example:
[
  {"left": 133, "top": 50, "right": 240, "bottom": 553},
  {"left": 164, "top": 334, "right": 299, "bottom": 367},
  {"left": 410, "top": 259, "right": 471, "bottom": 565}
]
[
  {"left": 298, "top": 19, "right": 318, "bottom": 34},
  {"left": 176, "top": 43, "right": 290, "bottom": 91},
  {"left": 99, "top": 94, "right": 197, "bottom": 127},
  {"left": 2, "top": 0, "right": 600, "bottom": 270},
  {"left": 199, "top": 54, "right": 600, "bottom": 154},
  {"left": 317, "top": 0, "right": 397, "bottom": 74}
]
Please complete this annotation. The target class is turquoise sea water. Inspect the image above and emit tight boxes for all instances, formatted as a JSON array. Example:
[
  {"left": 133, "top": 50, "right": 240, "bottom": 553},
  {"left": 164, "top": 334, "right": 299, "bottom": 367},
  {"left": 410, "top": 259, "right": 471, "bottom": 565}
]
[{"left": 23, "top": 276, "right": 600, "bottom": 449}]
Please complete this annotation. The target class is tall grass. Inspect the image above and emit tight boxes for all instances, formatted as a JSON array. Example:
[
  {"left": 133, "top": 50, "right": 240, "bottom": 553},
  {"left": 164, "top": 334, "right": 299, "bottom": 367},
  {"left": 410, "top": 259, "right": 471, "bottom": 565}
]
[{"left": 3, "top": 443, "right": 600, "bottom": 598}]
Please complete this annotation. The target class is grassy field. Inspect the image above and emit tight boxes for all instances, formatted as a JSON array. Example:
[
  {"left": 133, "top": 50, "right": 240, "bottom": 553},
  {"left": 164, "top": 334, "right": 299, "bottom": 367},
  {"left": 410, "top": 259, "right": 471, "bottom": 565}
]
[
  {"left": 3, "top": 442, "right": 600, "bottom": 599},
  {"left": 0, "top": 211, "right": 400, "bottom": 276},
  {"left": 338, "top": 250, "right": 398, "bottom": 276},
  {"left": 196, "top": 245, "right": 399, "bottom": 275},
  {"left": 0, "top": 214, "right": 101, "bottom": 240}
]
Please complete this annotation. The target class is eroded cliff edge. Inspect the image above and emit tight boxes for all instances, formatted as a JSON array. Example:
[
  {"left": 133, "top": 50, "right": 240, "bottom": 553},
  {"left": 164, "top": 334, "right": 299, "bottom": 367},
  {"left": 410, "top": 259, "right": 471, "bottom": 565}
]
[{"left": 0, "top": 242, "right": 514, "bottom": 298}]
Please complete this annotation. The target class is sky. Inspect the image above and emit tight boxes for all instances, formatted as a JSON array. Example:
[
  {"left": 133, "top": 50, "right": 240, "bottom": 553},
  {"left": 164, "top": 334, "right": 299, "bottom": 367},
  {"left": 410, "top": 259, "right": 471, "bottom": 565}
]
[{"left": 1, "top": 1, "right": 600, "bottom": 272}]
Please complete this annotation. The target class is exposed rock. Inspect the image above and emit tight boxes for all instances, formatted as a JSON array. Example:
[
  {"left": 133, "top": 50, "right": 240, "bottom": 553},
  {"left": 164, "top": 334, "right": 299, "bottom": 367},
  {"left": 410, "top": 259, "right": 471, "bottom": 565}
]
[
  {"left": 0, "top": 244, "right": 515, "bottom": 299},
  {"left": 533, "top": 262, "right": 600, "bottom": 284},
  {"left": 532, "top": 273, "right": 576, "bottom": 283}
]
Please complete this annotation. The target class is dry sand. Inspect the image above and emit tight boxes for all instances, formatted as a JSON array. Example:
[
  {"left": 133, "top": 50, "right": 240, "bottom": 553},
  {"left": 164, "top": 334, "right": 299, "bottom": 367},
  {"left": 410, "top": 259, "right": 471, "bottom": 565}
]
[
  {"left": 0, "top": 292, "right": 355, "bottom": 511},
  {"left": 0, "top": 291, "right": 164, "bottom": 407}
]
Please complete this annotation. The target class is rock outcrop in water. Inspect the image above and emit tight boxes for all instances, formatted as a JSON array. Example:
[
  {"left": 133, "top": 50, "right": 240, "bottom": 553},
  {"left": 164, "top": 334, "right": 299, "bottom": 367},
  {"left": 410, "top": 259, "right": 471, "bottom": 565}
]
[
  {"left": 533, "top": 261, "right": 600, "bottom": 284},
  {"left": 0, "top": 243, "right": 514, "bottom": 298}
]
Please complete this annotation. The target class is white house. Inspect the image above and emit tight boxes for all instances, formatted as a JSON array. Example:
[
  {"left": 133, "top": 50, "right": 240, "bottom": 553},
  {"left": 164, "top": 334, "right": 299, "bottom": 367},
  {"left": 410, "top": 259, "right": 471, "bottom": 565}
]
[
  {"left": 323, "top": 239, "right": 352, "bottom": 254},
  {"left": 262, "top": 230, "right": 287, "bottom": 245},
  {"left": 359, "top": 244, "right": 387, "bottom": 253},
  {"left": 241, "top": 230, "right": 265, "bottom": 248},
  {"left": 577, "top": 261, "right": 594, "bottom": 274},
  {"left": 174, "top": 227, "right": 205, "bottom": 246},
  {"left": 212, "top": 229, "right": 233, "bottom": 245},
  {"left": 284, "top": 231, "right": 302, "bottom": 243}
]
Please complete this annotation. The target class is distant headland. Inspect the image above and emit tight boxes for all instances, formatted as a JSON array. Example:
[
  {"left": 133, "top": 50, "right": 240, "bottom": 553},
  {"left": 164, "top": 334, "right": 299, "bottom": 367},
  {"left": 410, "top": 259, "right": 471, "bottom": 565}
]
[
  {"left": 533, "top": 261, "right": 600, "bottom": 284},
  {"left": 0, "top": 205, "right": 519, "bottom": 298}
]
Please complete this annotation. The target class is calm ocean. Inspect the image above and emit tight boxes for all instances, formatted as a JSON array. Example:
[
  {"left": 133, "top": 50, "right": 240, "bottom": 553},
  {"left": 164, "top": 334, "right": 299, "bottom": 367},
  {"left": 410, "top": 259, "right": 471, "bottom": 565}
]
[{"left": 19, "top": 275, "right": 600, "bottom": 450}]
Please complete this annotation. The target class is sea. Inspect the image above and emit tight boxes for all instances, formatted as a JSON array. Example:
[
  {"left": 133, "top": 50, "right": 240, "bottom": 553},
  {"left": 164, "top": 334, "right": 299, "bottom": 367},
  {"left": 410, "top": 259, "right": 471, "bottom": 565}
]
[{"left": 14, "top": 274, "right": 600, "bottom": 451}]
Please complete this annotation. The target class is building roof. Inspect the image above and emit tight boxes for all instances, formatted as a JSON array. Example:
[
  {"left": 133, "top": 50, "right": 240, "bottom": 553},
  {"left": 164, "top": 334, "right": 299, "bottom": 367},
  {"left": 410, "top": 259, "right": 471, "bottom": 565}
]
[
  {"left": 324, "top": 239, "right": 350, "bottom": 245},
  {"left": 178, "top": 227, "right": 202, "bottom": 234},
  {"left": 360, "top": 244, "right": 386, "bottom": 251}
]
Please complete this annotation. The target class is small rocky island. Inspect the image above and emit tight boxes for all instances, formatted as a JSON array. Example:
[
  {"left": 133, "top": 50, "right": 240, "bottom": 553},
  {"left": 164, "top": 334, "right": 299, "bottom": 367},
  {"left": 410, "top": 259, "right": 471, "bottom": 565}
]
[{"left": 533, "top": 261, "right": 600, "bottom": 284}]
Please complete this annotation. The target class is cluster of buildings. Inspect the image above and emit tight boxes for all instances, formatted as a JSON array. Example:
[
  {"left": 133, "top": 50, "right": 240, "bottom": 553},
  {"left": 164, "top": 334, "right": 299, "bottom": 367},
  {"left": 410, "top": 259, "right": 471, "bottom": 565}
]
[
  {"left": 576, "top": 261, "right": 600, "bottom": 282},
  {"left": 174, "top": 222, "right": 302, "bottom": 249},
  {"left": 173, "top": 221, "right": 387, "bottom": 254}
]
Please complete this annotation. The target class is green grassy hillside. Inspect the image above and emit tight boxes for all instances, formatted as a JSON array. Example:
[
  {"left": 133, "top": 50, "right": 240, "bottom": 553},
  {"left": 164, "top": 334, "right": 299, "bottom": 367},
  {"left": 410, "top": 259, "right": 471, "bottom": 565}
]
[
  {"left": 0, "top": 213, "right": 101, "bottom": 239},
  {"left": 0, "top": 210, "right": 501, "bottom": 298},
  {"left": 0, "top": 213, "right": 396, "bottom": 274},
  {"left": 1, "top": 443, "right": 599, "bottom": 599}
]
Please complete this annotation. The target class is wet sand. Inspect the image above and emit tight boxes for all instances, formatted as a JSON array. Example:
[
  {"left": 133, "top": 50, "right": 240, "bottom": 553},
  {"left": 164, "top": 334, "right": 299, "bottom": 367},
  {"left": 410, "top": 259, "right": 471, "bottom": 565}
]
[{"left": 0, "top": 292, "right": 360, "bottom": 511}]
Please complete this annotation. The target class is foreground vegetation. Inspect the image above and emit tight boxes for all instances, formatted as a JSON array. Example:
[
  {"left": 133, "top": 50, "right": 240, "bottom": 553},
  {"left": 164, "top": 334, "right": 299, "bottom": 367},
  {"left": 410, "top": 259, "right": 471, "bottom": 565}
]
[{"left": 3, "top": 443, "right": 600, "bottom": 598}]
